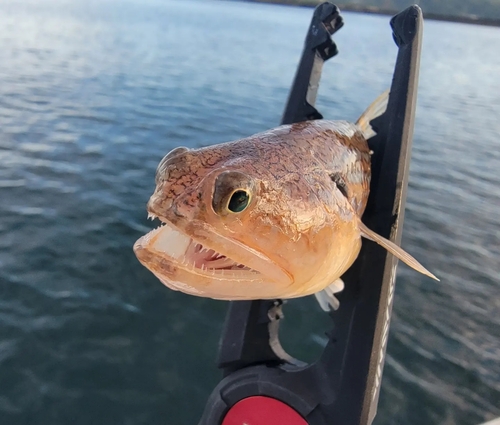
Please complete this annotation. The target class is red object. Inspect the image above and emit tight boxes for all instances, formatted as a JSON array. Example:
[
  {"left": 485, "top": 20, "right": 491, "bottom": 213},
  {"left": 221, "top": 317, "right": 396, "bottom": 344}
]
[{"left": 221, "top": 396, "right": 308, "bottom": 425}]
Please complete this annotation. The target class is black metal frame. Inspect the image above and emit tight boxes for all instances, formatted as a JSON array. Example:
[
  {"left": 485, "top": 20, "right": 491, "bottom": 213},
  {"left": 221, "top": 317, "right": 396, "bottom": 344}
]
[{"left": 198, "top": 3, "right": 423, "bottom": 424}]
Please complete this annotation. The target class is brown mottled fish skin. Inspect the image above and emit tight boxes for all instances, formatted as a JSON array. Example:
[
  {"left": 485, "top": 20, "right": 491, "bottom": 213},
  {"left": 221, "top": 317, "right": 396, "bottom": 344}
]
[{"left": 134, "top": 120, "right": 372, "bottom": 300}]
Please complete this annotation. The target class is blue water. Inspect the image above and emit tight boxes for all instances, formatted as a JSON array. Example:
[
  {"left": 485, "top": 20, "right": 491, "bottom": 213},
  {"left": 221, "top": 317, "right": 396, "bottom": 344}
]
[{"left": 0, "top": 0, "right": 499, "bottom": 424}]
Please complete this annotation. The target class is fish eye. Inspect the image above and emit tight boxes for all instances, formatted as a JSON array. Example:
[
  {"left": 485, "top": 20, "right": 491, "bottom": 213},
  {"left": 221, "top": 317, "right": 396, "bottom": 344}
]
[
  {"left": 227, "top": 190, "right": 250, "bottom": 213},
  {"left": 212, "top": 171, "right": 254, "bottom": 216}
]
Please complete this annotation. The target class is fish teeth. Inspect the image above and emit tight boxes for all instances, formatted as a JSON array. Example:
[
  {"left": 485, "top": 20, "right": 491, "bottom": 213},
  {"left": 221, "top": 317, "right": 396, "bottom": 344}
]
[
  {"left": 147, "top": 212, "right": 158, "bottom": 221},
  {"left": 152, "top": 225, "right": 191, "bottom": 259}
]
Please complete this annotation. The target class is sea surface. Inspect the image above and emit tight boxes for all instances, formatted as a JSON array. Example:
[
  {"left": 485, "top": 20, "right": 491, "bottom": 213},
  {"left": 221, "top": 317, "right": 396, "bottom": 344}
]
[{"left": 0, "top": 0, "right": 499, "bottom": 424}]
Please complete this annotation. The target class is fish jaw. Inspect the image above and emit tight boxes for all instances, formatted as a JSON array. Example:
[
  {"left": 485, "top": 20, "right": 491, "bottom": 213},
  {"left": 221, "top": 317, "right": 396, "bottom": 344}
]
[{"left": 133, "top": 217, "right": 293, "bottom": 300}]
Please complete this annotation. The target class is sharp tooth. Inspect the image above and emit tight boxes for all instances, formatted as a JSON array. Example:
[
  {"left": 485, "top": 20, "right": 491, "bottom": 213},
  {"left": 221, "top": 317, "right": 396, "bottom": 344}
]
[{"left": 152, "top": 224, "right": 191, "bottom": 259}]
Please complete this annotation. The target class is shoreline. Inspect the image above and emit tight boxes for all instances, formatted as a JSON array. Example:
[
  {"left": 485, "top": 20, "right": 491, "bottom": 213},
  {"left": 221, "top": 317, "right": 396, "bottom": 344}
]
[{"left": 242, "top": 0, "right": 500, "bottom": 27}]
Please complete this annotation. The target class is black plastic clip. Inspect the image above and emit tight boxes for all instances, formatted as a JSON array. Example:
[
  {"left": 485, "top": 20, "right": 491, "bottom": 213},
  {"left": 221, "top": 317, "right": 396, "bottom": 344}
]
[
  {"left": 281, "top": 2, "right": 343, "bottom": 125},
  {"left": 199, "top": 3, "right": 423, "bottom": 425}
]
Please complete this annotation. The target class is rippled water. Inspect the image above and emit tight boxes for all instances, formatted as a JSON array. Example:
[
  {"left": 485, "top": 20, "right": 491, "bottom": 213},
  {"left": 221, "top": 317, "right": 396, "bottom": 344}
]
[{"left": 0, "top": 0, "right": 499, "bottom": 424}]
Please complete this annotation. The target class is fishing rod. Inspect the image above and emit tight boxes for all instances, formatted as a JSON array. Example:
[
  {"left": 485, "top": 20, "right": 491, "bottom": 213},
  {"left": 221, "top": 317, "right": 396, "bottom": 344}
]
[{"left": 198, "top": 3, "right": 423, "bottom": 424}]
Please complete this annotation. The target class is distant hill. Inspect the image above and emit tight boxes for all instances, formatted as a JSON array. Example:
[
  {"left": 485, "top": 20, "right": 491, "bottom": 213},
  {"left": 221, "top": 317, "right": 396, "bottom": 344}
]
[{"left": 242, "top": 0, "right": 500, "bottom": 22}]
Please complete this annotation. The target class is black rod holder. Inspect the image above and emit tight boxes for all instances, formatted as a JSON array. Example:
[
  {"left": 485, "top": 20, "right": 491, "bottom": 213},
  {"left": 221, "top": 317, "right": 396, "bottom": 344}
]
[
  {"left": 281, "top": 2, "right": 343, "bottom": 125},
  {"left": 198, "top": 4, "right": 423, "bottom": 425}
]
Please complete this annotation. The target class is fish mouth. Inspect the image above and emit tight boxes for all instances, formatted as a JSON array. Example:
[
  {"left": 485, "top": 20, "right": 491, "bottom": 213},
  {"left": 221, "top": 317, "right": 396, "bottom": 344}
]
[{"left": 133, "top": 214, "right": 292, "bottom": 298}]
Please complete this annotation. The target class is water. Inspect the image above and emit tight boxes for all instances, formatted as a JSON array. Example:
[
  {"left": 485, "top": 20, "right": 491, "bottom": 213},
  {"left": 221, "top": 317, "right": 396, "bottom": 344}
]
[{"left": 0, "top": 0, "right": 499, "bottom": 424}]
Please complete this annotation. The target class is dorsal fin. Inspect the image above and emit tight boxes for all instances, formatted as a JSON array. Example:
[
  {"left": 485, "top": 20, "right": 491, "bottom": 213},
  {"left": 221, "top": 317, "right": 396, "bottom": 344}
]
[
  {"left": 356, "top": 90, "right": 390, "bottom": 139},
  {"left": 359, "top": 221, "right": 439, "bottom": 281}
]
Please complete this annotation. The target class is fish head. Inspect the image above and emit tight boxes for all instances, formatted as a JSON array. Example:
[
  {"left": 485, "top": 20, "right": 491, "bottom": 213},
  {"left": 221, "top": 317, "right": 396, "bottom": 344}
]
[{"left": 134, "top": 140, "right": 362, "bottom": 300}]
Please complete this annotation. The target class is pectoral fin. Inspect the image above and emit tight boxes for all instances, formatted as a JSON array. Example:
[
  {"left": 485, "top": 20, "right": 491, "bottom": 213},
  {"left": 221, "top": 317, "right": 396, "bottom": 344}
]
[
  {"left": 314, "top": 278, "right": 344, "bottom": 311},
  {"left": 359, "top": 221, "right": 439, "bottom": 281}
]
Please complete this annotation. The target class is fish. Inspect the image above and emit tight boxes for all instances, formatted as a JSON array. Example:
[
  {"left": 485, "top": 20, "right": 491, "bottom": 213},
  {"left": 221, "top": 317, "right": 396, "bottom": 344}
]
[{"left": 133, "top": 92, "right": 437, "bottom": 310}]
